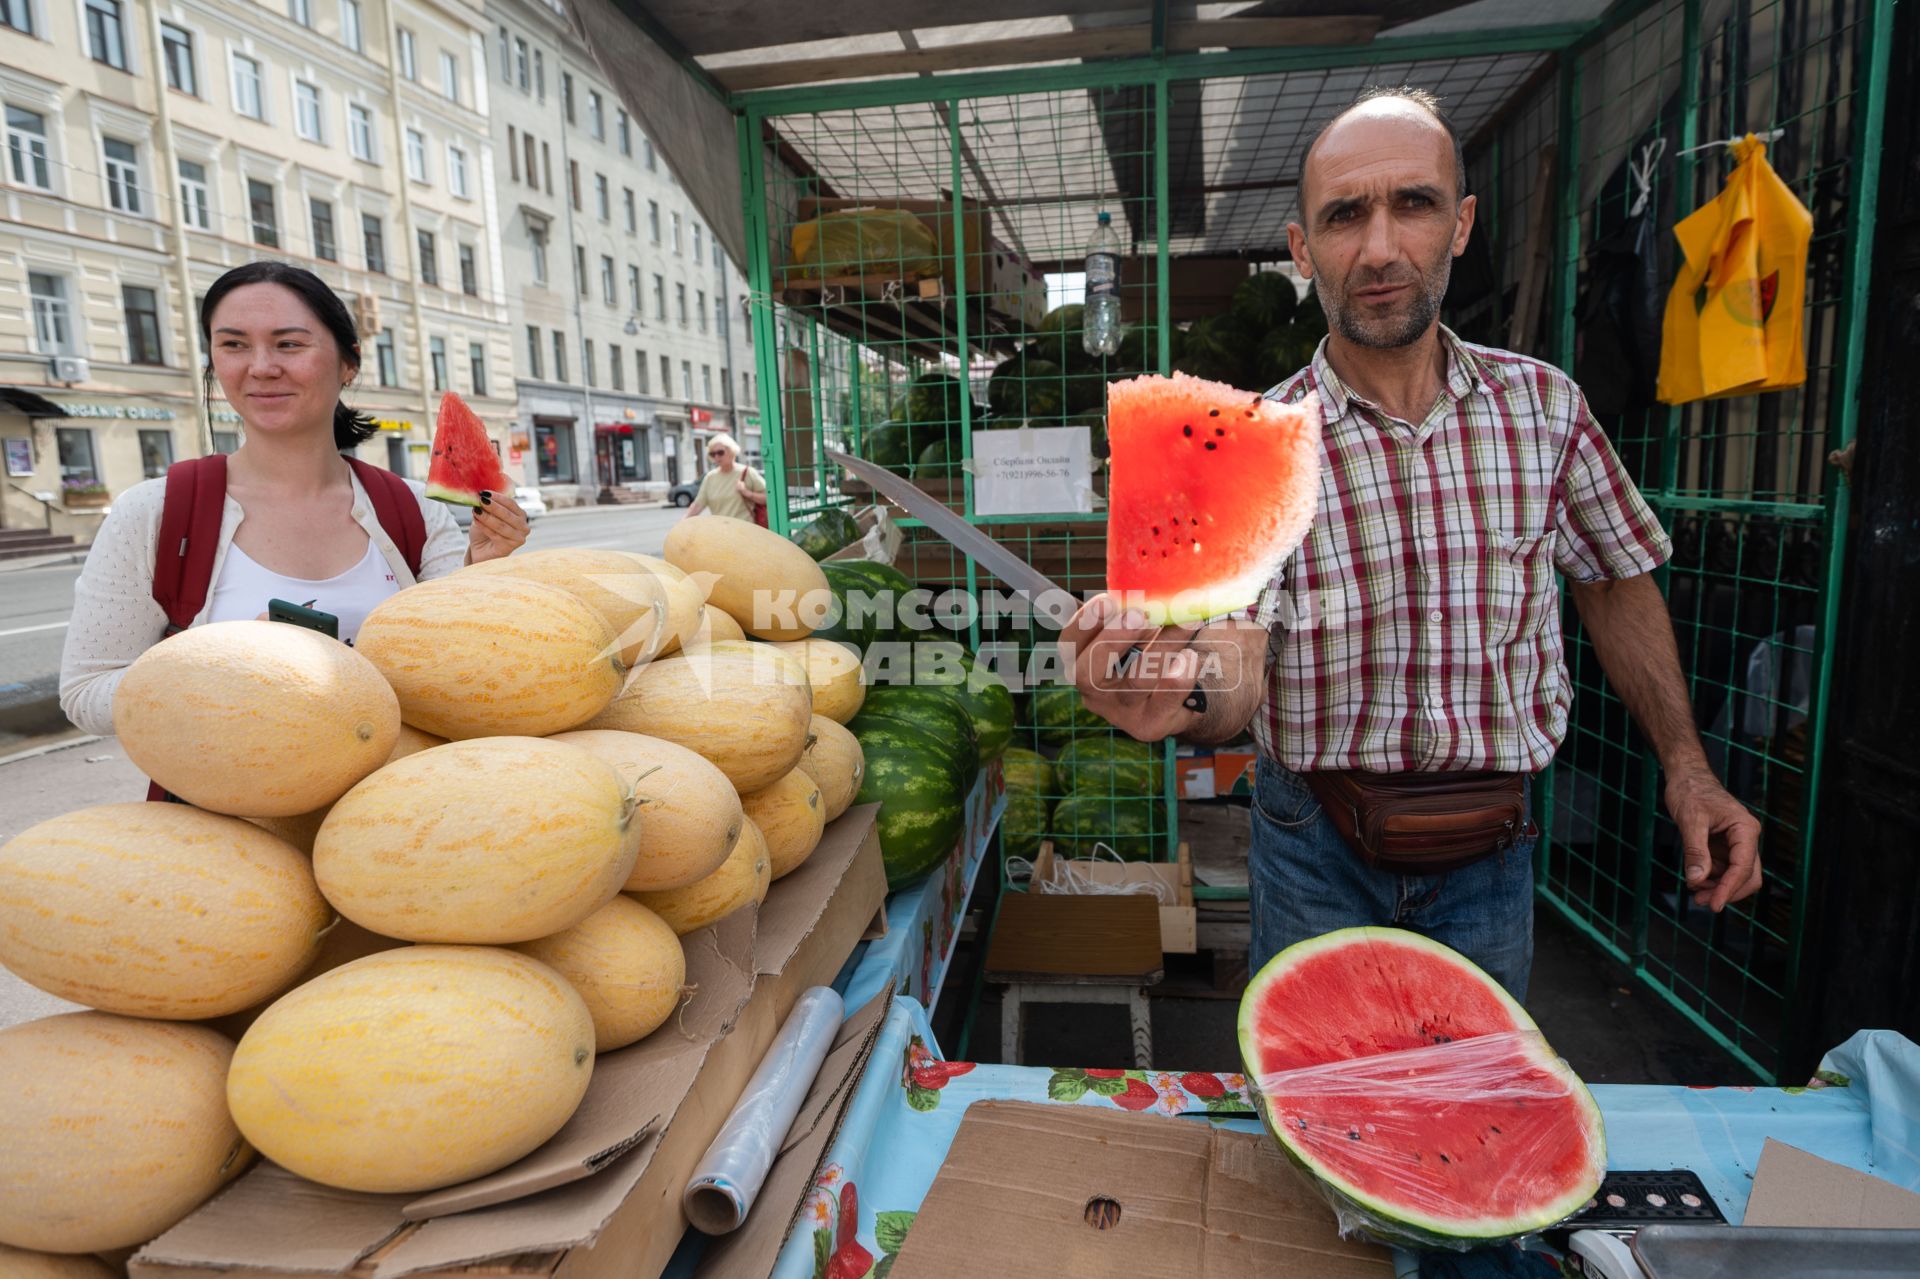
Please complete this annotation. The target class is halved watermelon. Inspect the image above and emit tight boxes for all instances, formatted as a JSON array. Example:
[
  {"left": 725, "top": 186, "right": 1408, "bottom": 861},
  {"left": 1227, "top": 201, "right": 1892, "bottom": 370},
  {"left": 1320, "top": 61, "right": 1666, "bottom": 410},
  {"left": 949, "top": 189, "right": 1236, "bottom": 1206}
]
[
  {"left": 1238, "top": 928, "right": 1605, "bottom": 1249},
  {"left": 425, "top": 391, "right": 510, "bottom": 507},
  {"left": 1105, "top": 373, "right": 1320, "bottom": 624}
]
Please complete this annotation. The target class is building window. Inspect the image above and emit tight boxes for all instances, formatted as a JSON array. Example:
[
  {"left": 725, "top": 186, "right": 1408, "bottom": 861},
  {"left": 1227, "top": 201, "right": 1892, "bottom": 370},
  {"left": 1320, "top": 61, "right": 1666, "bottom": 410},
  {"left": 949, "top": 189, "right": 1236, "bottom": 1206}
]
[
  {"left": 86, "top": 0, "right": 127, "bottom": 69},
  {"left": 1, "top": 0, "right": 33, "bottom": 34},
  {"left": 429, "top": 336, "right": 447, "bottom": 390},
  {"left": 526, "top": 133, "right": 539, "bottom": 188},
  {"left": 551, "top": 329, "right": 566, "bottom": 383},
  {"left": 362, "top": 212, "right": 385, "bottom": 273},
  {"left": 617, "top": 109, "right": 630, "bottom": 156},
  {"left": 528, "top": 221, "right": 547, "bottom": 285},
  {"left": 458, "top": 242, "right": 477, "bottom": 295},
  {"left": 584, "top": 338, "right": 595, "bottom": 387},
  {"left": 138, "top": 428, "right": 174, "bottom": 477},
  {"left": 123, "top": 285, "right": 164, "bottom": 364},
  {"left": 671, "top": 210, "right": 681, "bottom": 253},
  {"left": 161, "top": 23, "right": 196, "bottom": 94},
  {"left": 375, "top": 327, "right": 397, "bottom": 386},
  {"left": 535, "top": 419, "right": 574, "bottom": 483},
  {"left": 574, "top": 245, "right": 586, "bottom": 297},
  {"left": 180, "top": 159, "right": 212, "bottom": 230},
  {"left": 439, "top": 51, "right": 458, "bottom": 102},
  {"left": 247, "top": 178, "right": 277, "bottom": 246},
  {"left": 643, "top": 136, "right": 655, "bottom": 171},
  {"left": 514, "top": 36, "right": 528, "bottom": 91},
  {"left": 636, "top": 350, "right": 649, "bottom": 394},
  {"left": 541, "top": 140, "right": 551, "bottom": 192},
  {"left": 309, "top": 196, "right": 335, "bottom": 259},
  {"left": 102, "top": 137, "right": 142, "bottom": 214},
  {"left": 595, "top": 172, "right": 608, "bottom": 221},
  {"left": 627, "top": 264, "right": 640, "bottom": 313},
  {"left": 506, "top": 125, "right": 518, "bottom": 181},
  {"left": 648, "top": 199, "right": 660, "bottom": 244},
  {"left": 659, "top": 354, "right": 670, "bottom": 396},
  {"left": 609, "top": 343, "right": 623, "bottom": 390},
  {"left": 623, "top": 188, "right": 636, "bottom": 235},
  {"left": 288, "top": 0, "right": 310, "bottom": 27},
  {"left": 468, "top": 341, "right": 486, "bottom": 395},
  {"left": 652, "top": 274, "right": 665, "bottom": 320},
  {"left": 232, "top": 54, "right": 264, "bottom": 119},
  {"left": 525, "top": 324, "right": 541, "bottom": 378},
  {"left": 6, "top": 108, "right": 50, "bottom": 189},
  {"left": 600, "top": 255, "right": 614, "bottom": 305},
  {"left": 405, "top": 128, "right": 427, "bottom": 183},
  {"left": 702, "top": 364, "right": 713, "bottom": 403},
  {"left": 447, "top": 145, "right": 469, "bottom": 198},
  {"left": 561, "top": 71, "right": 573, "bottom": 123},
  {"left": 417, "top": 228, "right": 436, "bottom": 285},
  {"left": 714, "top": 295, "right": 726, "bottom": 337},
  {"left": 567, "top": 159, "right": 579, "bottom": 210},
  {"left": 29, "top": 273, "right": 73, "bottom": 354},
  {"left": 56, "top": 427, "right": 99, "bottom": 484},
  {"left": 696, "top": 289, "right": 707, "bottom": 334},
  {"left": 587, "top": 90, "right": 603, "bottom": 139},
  {"left": 212, "top": 430, "right": 240, "bottom": 454},
  {"left": 496, "top": 25, "right": 509, "bottom": 81},
  {"left": 675, "top": 283, "right": 687, "bottom": 326},
  {"left": 680, "top": 360, "right": 692, "bottom": 400},
  {"left": 339, "top": 0, "right": 362, "bottom": 52},
  {"left": 348, "top": 103, "right": 373, "bottom": 160},
  {"left": 533, "top": 48, "right": 544, "bottom": 97},
  {"left": 397, "top": 26, "right": 416, "bottom": 79},
  {"left": 743, "top": 370, "right": 752, "bottom": 404},
  {"left": 294, "top": 80, "right": 323, "bottom": 141},
  {"left": 693, "top": 222, "right": 702, "bottom": 261}
]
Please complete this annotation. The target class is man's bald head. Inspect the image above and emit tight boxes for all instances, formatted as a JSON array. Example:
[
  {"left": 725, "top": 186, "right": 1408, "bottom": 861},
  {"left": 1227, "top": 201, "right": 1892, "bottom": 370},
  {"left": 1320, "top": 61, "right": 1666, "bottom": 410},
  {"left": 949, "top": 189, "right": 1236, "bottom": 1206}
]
[{"left": 1297, "top": 86, "right": 1468, "bottom": 218}]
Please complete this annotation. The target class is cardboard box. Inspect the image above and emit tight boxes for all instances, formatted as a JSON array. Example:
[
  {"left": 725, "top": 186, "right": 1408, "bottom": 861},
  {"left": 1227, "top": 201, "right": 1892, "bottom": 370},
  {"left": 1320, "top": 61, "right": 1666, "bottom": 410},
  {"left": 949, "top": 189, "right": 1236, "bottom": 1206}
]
[
  {"left": 890, "top": 1101, "right": 1392, "bottom": 1278},
  {"left": 1174, "top": 746, "right": 1257, "bottom": 800},
  {"left": 132, "top": 805, "right": 890, "bottom": 1279},
  {"left": 1743, "top": 1139, "right": 1920, "bottom": 1228},
  {"left": 1029, "top": 842, "right": 1196, "bottom": 954},
  {"left": 784, "top": 198, "right": 1032, "bottom": 325},
  {"left": 820, "top": 504, "right": 903, "bottom": 567}
]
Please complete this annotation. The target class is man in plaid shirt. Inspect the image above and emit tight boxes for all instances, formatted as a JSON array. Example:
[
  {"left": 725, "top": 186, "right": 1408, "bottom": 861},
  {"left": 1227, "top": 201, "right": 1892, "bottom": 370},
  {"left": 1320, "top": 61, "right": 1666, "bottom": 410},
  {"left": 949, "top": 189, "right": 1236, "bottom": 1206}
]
[{"left": 1067, "top": 88, "right": 1762, "bottom": 999}]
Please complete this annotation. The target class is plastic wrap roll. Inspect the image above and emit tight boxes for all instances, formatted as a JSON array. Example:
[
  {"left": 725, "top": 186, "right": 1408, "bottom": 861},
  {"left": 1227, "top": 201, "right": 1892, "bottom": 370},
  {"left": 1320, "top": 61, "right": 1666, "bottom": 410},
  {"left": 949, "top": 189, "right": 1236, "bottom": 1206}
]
[{"left": 683, "top": 986, "right": 845, "bottom": 1234}]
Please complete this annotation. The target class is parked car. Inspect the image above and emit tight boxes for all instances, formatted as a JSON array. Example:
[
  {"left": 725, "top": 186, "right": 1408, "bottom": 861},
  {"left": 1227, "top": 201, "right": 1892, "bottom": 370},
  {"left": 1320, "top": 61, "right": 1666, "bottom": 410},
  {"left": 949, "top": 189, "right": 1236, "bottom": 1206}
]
[
  {"left": 449, "top": 486, "right": 545, "bottom": 528},
  {"left": 668, "top": 481, "right": 699, "bottom": 507}
]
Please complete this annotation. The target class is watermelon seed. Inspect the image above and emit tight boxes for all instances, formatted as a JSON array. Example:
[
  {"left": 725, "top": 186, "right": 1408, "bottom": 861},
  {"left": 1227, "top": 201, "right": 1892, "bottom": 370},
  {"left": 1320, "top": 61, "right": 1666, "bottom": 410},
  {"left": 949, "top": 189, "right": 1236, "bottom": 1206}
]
[
  {"left": 1490, "top": 1125, "right": 1503, "bottom": 1134},
  {"left": 1205, "top": 442, "right": 1217, "bottom": 451},
  {"left": 1347, "top": 1128, "right": 1361, "bottom": 1141},
  {"left": 1208, "top": 408, "right": 1220, "bottom": 417},
  {"left": 1214, "top": 427, "right": 1225, "bottom": 437},
  {"left": 1439, "top": 1153, "right": 1451, "bottom": 1164},
  {"left": 1183, "top": 424, "right": 1193, "bottom": 437}
]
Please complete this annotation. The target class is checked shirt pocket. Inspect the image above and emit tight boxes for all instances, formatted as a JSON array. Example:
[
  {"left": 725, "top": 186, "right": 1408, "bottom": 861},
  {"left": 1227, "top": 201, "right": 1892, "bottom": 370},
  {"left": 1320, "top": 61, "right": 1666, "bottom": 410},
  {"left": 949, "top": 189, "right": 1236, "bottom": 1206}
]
[{"left": 1482, "top": 532, "right": 1556, "bottom": 647}]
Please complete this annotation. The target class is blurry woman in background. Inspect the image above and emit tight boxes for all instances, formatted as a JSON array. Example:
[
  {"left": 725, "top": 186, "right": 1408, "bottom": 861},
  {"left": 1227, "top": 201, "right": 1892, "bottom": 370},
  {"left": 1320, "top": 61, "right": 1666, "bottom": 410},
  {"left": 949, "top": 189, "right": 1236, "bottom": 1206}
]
[{"left": 682, "top": 432, "right": 767, "bottom": 522}]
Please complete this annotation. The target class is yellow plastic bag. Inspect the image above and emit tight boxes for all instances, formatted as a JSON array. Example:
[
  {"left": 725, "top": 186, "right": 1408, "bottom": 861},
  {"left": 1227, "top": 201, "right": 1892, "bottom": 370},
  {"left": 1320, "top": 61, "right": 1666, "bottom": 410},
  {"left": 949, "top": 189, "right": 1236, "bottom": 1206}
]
[
  {"left": 1656, "top": 136, "right": 1813, "bottom": 404},
  {"left": 788, "top": 208, "right": 941, "bottom": 282}
]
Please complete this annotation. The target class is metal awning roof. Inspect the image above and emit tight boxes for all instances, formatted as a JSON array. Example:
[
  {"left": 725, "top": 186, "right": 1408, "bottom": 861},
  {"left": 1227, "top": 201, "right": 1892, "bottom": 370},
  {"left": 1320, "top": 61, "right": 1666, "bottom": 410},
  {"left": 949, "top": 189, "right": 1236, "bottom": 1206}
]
[{"left": 0, "top": 387, "right": 67, "bottom": 418}]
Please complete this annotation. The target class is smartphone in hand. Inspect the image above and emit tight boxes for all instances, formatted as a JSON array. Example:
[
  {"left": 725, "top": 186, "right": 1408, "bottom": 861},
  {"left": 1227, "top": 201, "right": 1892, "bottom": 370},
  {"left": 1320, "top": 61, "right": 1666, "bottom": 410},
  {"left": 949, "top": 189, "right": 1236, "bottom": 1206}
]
[{"left": 267, "top": 598, "right": 341, "bottom": 640}]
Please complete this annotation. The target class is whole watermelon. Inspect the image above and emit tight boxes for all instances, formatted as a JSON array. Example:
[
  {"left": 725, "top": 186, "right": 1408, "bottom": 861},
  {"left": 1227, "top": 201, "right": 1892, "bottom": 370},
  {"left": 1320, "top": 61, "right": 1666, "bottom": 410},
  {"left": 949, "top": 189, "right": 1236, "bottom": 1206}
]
[
  {"left": 1063, "top": 409, "right": 1109, "bottom": 460},
  {"left": 1051, "top": 795, "right": 1160, "bottom": 860},
  {"left": 830, "top": 559, "right": 914, "bottom": 644},
  {"left": 1029, "top": 303, "right": 1086, "bottom": 368},
  {"left": 1056, "top": 735, "right": 1161, "bottom": 800},
  {"left": 1000, "top": 788, "right": 1050, "bottom": 861},
  {"left": 1114, "top": 325, "right": 1154, "bottom": 377},
  {"left": 1032, "top": 684, "right": 1109, "bottom": 747},
  {"left": 1257, "top": 325, "right": 1323, "bottom": 389},
  {"left": 901, "top": 372, "right": 965, "bottom": 427},
  {"left": 1063, "top": 371, "right": 1107, "bottom": 416},
  {"left": 852, "top": 685, "right": 979, "bottom": 778},
  {"left": 853, "top": 722, "right": 968, "bottom": 889},
  {"left": 913, "top": 650, "right": 1015, "bottom": 762},
  {"left": 816, "top": 561, "right": 886, "bottom": 649},
  {"left": 861, "top": 422, "right": 913, "bottom": 473},
  {"left": 1001, "top": 746, "right": 1055, "bottom": 797},
  {"left": 1233, "top": 271, "right": 1301, "bottom": 333},
  {"left": 913, "top": 437, "right": 952, "bottom": 480},
  {"left": 791, "top": 508, "right": 861, "bottom": 562},
  {"left": 1295, "top": 286, "right": 1328, "bottom": 337},
  {"left": 988, "top": 358, "right": 1065, "bottom": 421}
]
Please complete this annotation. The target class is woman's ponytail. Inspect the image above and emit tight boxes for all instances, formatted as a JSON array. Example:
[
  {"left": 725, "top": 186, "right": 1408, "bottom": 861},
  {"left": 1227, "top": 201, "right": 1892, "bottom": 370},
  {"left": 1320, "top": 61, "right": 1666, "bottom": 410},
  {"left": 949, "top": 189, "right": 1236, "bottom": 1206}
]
[{"left": 333, "top": 401, "right": 378, "bottom": 450}]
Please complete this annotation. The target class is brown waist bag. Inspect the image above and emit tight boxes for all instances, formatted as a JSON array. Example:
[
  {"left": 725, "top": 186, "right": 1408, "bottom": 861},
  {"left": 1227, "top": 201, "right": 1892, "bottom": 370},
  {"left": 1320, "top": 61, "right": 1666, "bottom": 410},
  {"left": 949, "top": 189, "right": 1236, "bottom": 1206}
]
[{"left": 1304, "top": 769, "right": 1534, "bottom": 875}]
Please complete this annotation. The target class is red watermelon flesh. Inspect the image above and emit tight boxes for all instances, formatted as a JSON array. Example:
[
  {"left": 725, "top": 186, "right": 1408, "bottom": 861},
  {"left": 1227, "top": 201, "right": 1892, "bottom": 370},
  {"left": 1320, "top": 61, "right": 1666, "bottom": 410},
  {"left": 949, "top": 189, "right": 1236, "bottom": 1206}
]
[
  {"left": 425, "top": 391, "right": 510, "bottom": 507},
  {"left": 1237, "top": 928, "right": 1605, "bottom": 1248},
  {"left": 1104, "top": 372, "right": 1320, "bottom": 625}
]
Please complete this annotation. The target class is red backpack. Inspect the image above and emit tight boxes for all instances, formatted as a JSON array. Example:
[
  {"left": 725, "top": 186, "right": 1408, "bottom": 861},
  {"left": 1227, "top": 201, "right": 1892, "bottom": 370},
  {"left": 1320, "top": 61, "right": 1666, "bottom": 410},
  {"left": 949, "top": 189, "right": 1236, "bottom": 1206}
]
[{"left": 145, "top": 454, "right": 426, "bottom": 801}]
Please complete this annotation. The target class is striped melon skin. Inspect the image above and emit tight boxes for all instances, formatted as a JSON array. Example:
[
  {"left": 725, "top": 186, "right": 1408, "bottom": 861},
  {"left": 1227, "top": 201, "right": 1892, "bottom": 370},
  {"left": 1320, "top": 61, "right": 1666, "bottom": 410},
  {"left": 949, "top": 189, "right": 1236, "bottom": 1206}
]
[
  {"left": 663, "top": 516, "right": 829, "bottom": 642},
  {"left": 0, "top": 1245, "right": 120, "bottom": 1278},
  {"left": 586, "top": 641, "right": 813, "bottom": 793},
  {"left": 743, "top": 768, "right": 826, "bottom": 881},
  {"left": 355, "top": 576, "right": 621, "bottom": 740},
  {"left": 460, "top": 548, "right": 670, "bottom": 668},
  {"left": 771, "top": 639, "right": 867, "bottom": 724},
  {"left": 227, "top": 947, "right": 594, "bottom": 1194},
  {"left": 631, "top": 817, "right": 771, "bottom": 935},
  {"left": 512, "top": 897, "right": 685, "bottom": 1051},
  {"left": 617, "top": 553, "right": 706, "bottom": 657},
  {"left": 548, "top": 730, "right": 744, "bottom": 892},
  {"left": 112, "top": 620, "right": 400, "bottom": 817},
  {"left": 0, "top": 804, "right": 330, "bottom": 1019},
  {"left": 0, "top": 1014, "right": 252, "bottom": 1252},
  {"left": 797, "top": 714, "right": 865, "bottom": 822},
  {"left": 314, "top": 738, "right": 639, "bottom": 943},
  {"left": 247, "top": 723, "right": 445, "bottom": 855}
]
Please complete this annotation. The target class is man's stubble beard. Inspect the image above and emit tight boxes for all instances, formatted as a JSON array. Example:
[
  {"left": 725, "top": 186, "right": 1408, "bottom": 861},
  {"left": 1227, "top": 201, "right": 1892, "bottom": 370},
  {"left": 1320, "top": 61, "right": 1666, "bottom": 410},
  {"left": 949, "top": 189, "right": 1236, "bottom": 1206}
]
[{"left": 1307, "top": 241, "right": 1455, "bottom": 350}]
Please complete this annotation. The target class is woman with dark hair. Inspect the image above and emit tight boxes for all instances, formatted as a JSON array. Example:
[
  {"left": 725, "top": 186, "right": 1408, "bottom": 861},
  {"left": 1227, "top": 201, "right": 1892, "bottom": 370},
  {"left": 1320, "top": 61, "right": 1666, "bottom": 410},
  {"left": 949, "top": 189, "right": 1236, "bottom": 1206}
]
[{"left": 59, "top": 261, "right": 528, "bottom": 734}]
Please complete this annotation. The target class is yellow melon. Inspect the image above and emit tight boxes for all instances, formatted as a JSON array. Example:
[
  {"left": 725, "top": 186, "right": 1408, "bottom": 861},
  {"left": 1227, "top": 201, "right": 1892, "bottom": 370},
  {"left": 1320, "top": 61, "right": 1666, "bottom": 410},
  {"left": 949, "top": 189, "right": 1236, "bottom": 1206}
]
[
  {"left": 798, "top": 714, "right": 866, "bottom": 822},
  {"left": 662, "top": 516, "right": 829, "bottom": 641},
  {"left": 203, "top": 917, "right": 409, "bottom": 1043},
  {"left": 0, "top": 1014, "right": 252, "bottom": 1252},
  {"left": 460, "top": 547, "right": 670, "bottom": 667},
  {"left": 356, "top": 575, "right": 620, "bottom": 739},
  {"left": 683, "top": 605, "right": 746, "bottom": 648},
  {"left": 742, "top": 768, "right": 826, "bottom": 881},
  {"left": 616, "top": 553, "right": 706, "bottom": 656},
  {"left": 512, "top": 897, "right": 685, "bottom": 1051},
  {"left": 247, "top": 724, "right": 445, "bottom": 855},
  {"left": 585, "top": 641, "right": 812, "bottom": 792},
  {"left": 0, "top": 804, "right": 330, "bottom": 1019},
  {"left": 111, "top": 620, "right": 399, "bottom": 817},
  {"left": 630, "top": 817, "right": 771, "bottom": 935},
  {"left": 0, "top": 1245, "right": 120, "bottom": 1278},
  {"left": 314, "top": 737, "right": 639, "bottom": 943},
  {"left": 226, "top": 947, "right": 593, "bottom": 1193},
  {"left": 771, "top": 638, "right": 867, "bottom": 723},
  {"left": 548, "top": 730, "right": 744, "bottom": 891}
]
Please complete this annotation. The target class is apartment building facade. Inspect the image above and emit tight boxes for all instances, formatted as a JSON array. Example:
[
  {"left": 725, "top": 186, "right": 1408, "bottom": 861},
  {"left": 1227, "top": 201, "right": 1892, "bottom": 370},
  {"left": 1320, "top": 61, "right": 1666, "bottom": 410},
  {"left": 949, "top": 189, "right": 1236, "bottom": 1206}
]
[
  {"left": 0, "top": 0, "right": 516, "bottom": 534},
  {"left": 485, "top": 0, "right": 755, "bottom": 505}
]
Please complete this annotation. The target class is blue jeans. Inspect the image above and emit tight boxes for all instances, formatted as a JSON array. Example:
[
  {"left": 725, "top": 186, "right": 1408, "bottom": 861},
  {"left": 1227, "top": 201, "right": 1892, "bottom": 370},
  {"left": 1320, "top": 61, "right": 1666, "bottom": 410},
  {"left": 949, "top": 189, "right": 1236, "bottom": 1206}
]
[{"left": 1247, "top": 758, "right": 1537, "bottom": 1001}]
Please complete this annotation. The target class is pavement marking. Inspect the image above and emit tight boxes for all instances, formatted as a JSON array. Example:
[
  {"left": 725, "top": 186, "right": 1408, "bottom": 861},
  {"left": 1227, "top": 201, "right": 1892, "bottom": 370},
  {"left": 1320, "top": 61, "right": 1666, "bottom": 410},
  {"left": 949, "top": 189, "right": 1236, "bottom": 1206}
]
[{"left": 0, "top": 622, "right": 69, "bottom": 638}]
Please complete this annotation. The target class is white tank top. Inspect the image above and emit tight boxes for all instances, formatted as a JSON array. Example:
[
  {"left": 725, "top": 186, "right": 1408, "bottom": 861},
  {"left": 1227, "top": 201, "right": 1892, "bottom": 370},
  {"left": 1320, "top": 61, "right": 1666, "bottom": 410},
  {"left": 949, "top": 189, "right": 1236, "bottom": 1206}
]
[{"left": 206, "top": 539, "right": 400, "bottom": 646}]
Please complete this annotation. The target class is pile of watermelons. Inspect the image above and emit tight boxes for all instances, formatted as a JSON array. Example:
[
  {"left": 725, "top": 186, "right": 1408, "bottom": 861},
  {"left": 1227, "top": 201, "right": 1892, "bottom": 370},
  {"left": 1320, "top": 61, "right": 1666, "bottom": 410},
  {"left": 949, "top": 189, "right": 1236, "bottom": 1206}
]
[
  {"left": 1000, "top": 684, "right": 1164, "bottom": 862},
  {"left": 788, "top": 507, "right": 863, "bottom": 561},
  {"left": 856, "top": 272, "right": 1327, "bottom": 480}
]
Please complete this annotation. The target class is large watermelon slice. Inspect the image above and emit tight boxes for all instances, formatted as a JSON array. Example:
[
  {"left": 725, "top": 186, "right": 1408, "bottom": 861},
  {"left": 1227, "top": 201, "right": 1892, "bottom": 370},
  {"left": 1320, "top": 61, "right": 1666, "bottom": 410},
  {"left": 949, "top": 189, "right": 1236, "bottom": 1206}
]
[
  {"left": 1238, "top": 928, "right": 1605, "bottom": 1249},
  {"left": 1105, "top": 372, "right": 1320, "bottom": 624},
  {"left": 425, "top": 391, "right": 510, "bottom": 507}
]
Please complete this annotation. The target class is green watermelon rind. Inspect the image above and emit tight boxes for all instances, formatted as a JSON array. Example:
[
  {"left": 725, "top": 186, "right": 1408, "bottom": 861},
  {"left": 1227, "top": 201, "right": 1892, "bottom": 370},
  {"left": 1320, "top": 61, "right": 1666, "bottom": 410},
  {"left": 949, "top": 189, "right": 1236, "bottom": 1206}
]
[
  {"left": 1055, "top": 736, "right": 1161, "bottom": 800},
  {"left": 1048, "top": 795, "right": 1160, "bottom": 859},
  {"left": 1030, "top": 685, "right": 1110, "bottom": 748},
  {"left": 423, "top": 481, "right": 485, "bottom": 508},
  {"left": 854, "top": 738, "right": 967, "bottom": 890},
  {"left": 1235, "top": 927, "right": 1607, "bottom": 1249},
  {"left": 792, "top": 508, "right": 862, "bottom": 561},
  {"left": 1000, "top": 746, "right": 1055, "bottom": 797}
]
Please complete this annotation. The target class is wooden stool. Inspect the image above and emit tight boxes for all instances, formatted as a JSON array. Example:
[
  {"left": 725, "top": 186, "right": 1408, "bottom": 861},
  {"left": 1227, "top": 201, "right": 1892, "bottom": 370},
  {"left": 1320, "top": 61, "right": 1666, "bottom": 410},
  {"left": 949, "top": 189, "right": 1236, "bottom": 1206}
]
[{"left": 983, "top": 892, "right": 1164, "bottom": 1068}]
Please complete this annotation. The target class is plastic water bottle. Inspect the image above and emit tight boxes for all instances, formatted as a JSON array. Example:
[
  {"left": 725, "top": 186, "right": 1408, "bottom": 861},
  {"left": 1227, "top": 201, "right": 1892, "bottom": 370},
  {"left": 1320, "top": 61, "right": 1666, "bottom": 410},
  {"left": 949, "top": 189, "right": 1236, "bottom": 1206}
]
[{"left": 1082, "top": 210, "right": 1123, "bottom": 358}]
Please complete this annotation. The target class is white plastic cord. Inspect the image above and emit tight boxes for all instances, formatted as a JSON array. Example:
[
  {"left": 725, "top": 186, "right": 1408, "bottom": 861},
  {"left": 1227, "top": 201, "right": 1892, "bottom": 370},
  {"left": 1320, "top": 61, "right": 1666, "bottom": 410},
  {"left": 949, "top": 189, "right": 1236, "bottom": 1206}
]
[
  {"left": 1676, "top": 127, "right": 1785, "bottom": 157},
  {"left": 1628, "top": 138, "right": 1667, "bottom": 217},
  {"left": 1006, "top": 843, "right": 1176, "bottom": 904}
]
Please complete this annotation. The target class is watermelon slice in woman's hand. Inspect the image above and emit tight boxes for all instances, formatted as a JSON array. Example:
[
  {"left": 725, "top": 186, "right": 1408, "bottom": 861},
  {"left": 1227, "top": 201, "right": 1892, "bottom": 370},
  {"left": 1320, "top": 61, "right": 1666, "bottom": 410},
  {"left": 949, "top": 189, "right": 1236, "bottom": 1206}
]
[
  {"left": 1104, "top": 372, "right": 1321, "bottom": 625},
  {"left": 425, "top": 391, "right": 511, "bottom": 507}
]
